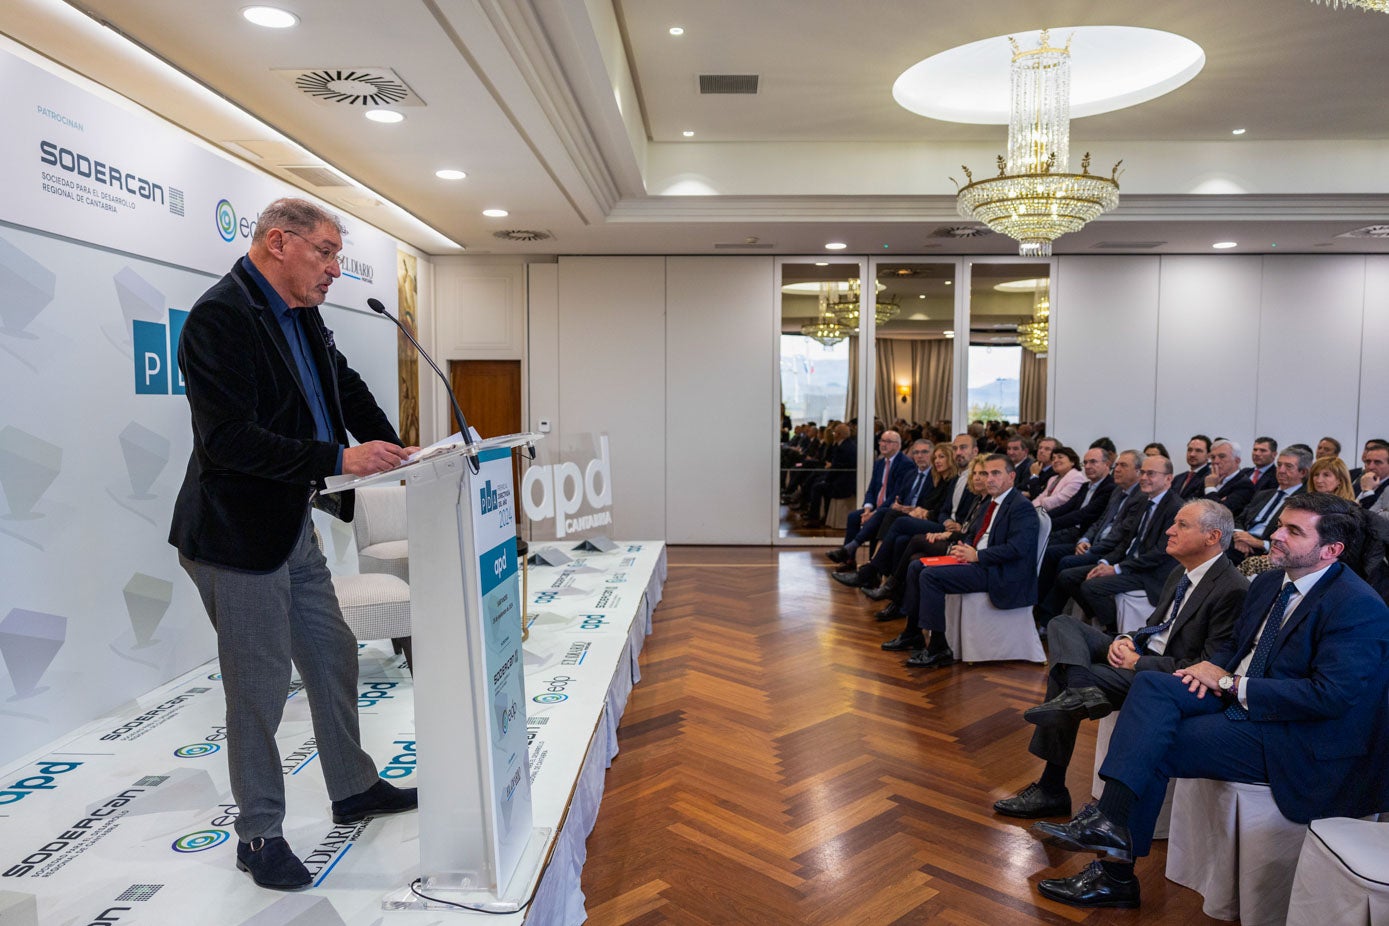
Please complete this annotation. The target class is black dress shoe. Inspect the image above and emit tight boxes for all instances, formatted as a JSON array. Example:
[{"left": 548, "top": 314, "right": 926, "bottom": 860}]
[
  {"left": 993, "top": 782, "right": 1072, "bottom": 819},
  {"left": 236, "top": 836, "right": 312, "bottom": 891},
  {"left": 905, "top": 647, "right": 955, "bottom": 669},
  {"left": 825, "top": 547, "right": 851, "bottom": 563},
  {"left": 861, "top": 578, "right": 897, "bottom": 601},
  {"left": 1023, "top": 686, "right": 1113, "bottom": 726},
  {"left": 1031, "top": 803, "right": 1133, "bottom": 861},
  {"left": 331, "top": 779, "right": 419, "bottom": 825},
  {"left": 874, "top": 604, "right": 904, "bottom": 622},
  {"left": 881, "top": 632, "right": 924, "bottom": 652},
  {"left": 831, "top": 568, "right": 873, "bottom": 587},
  {"left": 1037, "top": 861, "right": 1140, "bottom": 909},
  {"left": 833, "top": 560, "right": 859, "bottom": 574}
]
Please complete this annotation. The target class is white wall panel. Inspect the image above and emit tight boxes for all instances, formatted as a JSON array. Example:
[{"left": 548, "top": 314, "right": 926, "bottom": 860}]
[
  {"left": 1255, "top": 257, "right": 1365, "bottom": 448},
  {"left": 557, "top": 257, "right": 667, "bottom": 540},
  {"left": 1051, "top": 256, "right": 1160, "bottom": 454},
  {"left": 665, "top": 257, "right": 775, "bottom": 543},
  {"left": 433, "top": 258, "right": 526, "bottom": 360},
  {"left": 1357, "top": 256, "right": 1389, "bottom": 452},
  {"left": 1154, "top": 256, "right": 1263, "bottom": 454},
  {"left": 526, "top": 263, "right": 560, "bottom": 439}
]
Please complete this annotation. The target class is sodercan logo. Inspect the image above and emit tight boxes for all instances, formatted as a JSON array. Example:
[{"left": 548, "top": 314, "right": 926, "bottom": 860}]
[{"left": 215, "top": 199, "right": 237, "bottom": 242}]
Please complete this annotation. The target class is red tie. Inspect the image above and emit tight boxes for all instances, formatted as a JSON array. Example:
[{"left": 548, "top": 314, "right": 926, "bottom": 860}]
[
  {"left": 1250, "top": 468, "right": 1261, "bottom": 485},
  {"left": 877, "top": 457, "right": 891, "bottom": 506},
  {"left": 972, "top": 500, "right": 998, "bottom": 546}
]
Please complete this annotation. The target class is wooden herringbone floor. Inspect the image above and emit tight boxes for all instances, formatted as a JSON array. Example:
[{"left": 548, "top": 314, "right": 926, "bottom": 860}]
[{"left": 581, "top": 547, "right": 1226, "bottom": 925}]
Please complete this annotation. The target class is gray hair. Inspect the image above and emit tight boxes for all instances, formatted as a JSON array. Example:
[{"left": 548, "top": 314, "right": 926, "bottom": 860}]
[
  {"left": 1211, "top": 439, "right": 1242, "bottom": 460},
  {"left": 251, "top": 197, "right": 347, "bottom": 245},
  {"left": 1184, "top": 498, "right": 1235, "bottom": 551},
  {"left": 1281, "top": 446, "right": 1314, "bottom": 473}
]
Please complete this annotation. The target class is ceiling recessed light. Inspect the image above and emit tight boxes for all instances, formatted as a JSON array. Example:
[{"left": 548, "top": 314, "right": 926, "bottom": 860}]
[
  {"left": 1212, "top": 241, "right": 1238, "bottom": 249},
  {"left": 825, "top": 242, "right": 847, "bottom": 250},
  {"left": 482, "top": 208, "right": 509, "bottom": 217},
  {"left": 669, "top": 26, "right": 684, "bottom": 36},
  {"left": 435, "top": 169, "right": 466, "bottom": 180},
  {"left": 682, "top": 130, "right": 695, "bottom": 138},
  {"left": 242, "top": 6, "right": 298, "bottom": 28},
  {"left": 944, "top": 330, "right": 955, "bottom": 339},
  {"left": 814, "top": 262, "right": 829, "bottom": 266},
  {"left": 918, "top": 294, "right": 926, "bottom": 299},
  {"left": 944, "top": 280, "right": 952, "bottom": 285},
  {"left": 1231, "top": 128, "right": 1247, "bottom": 135},
  {"left": 365, "top": 109, "right": 404, "bottom": 124}
]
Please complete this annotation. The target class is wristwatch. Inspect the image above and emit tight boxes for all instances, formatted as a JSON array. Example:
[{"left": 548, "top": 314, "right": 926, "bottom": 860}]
[{"left": 1217, "top": 674, "right": 1239, "bottom": 698}]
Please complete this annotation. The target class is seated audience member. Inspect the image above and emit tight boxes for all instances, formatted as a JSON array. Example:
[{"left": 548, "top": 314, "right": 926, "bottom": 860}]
[
  {"left": 1349, "top": 438, "right": 1387, "bottom": 484},
  {"left": 1033, "top": 446, "right": 1084, "bottom": 511},
  {"left": 1006, "top": 436, "right": 1036, "bottom": 492},
  {"left": 1316, "top": 435, "right": 1342, "bottom": 461},
  {"left": 828, "top": 438, "right": 933, "bottom": 573},
  {"left": 1175, "top": 435, "right": 1212, "bottom": 499},
  {"left": 1024, "top": 437, "right": 1059, "bottom": 499},
  {"left": 1247, "top": 435, "right": 1278, "bottom": 486},
  {"left": 881, "top": 454, "right": 1040, "bottom": 668},
  {"left": 1142, "top": 441, "right": 1169, "bottom": 460},
  {"left": 801, "top": 423, "right": 858, "bottom": 526},
  {"left": 1089, "top": 436, "right": 1117, "bottom": 457},
  {"left": 1202, "top": 439, "right": 1256, "bottom": 516},
  {"left": 994, "top": 500, "right": 1247, "bottom": 819},
  {"left": 1354, "top": 440, "right": 1389, "bottom": 510},
  {"left": 1030, "top": 493, "right": 1389, "bottom": 911},
  {"left": 1229, "top": 446, "right": 1311, "bottom": 564},
  {"left": 1308, "top": 456, "right": 1356, "bottom": 501},
  {"left": 1048, "top": 447, "right": 1115, "bottom": 537},
  {"left": 1042, "top": 456, "right": 1181, "bottom": 632},
  {"left": 1038, "top": 450, "right": 1137, "bottom": 614},
  {"left": 856, "top": 458, "right": 986, "bottom": 605}
]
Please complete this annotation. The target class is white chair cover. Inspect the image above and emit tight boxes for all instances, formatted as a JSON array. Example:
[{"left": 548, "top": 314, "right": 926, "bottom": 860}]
[
  {"left": 943, "top": 510, "right": 1050, "bottom": 664},
  {"left": 1115, "top": 589, "right": 1155, "bottom": 634},
  {"left": 1286, "top": 817, "right": 1389, "bottom": 926}
]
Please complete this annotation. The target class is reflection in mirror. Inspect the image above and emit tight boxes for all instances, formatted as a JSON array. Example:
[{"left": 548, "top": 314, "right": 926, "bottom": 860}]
[
  {"left": 778, "top": 262, "right": 863, "bottom": 540},
  {"left": 874, "top": 263, "right": 958, "bottom": 440},
  {"left": 966, "top": 263, "right": 1049, "bottom": 437}
]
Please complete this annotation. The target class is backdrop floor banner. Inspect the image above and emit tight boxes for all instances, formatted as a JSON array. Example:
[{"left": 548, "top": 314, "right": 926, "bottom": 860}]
[{"left": 0, "top": 542, "right": 666, "bottom": 925}]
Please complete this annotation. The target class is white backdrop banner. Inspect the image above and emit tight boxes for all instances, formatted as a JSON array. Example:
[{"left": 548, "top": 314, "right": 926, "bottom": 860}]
[{"left": 0, "top": 43, "right": 402, "bottom": 769}]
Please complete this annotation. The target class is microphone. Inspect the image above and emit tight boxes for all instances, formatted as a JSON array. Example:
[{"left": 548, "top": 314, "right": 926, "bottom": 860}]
[{"left": 367, "top": 298, "right": 478, "bottom": 466}]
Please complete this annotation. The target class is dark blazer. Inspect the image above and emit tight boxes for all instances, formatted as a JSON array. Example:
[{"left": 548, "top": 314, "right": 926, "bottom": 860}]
[
  {"left": 1050, "top": 474, "right": 1116, "bottom": 533},
  {"left": 1130, "top": 556, "right": 1248, "bottom": 674},
  {"left": 1205, "top": 468, "right": 1257, "bottom": 517},
  {"left": 1106, "top": 489, "right": 1184, "bottom": 602},
  {"left": 1212, "top": 564, "right": 1389, "bottom": 823},
  {"left": 1012, "top": 457, "right": 1035, "bottom": 491},
  {"left": 1176, "top": 463, "right": 1211, "bottom": 499},
  {"left": 825, "top": 437, "right": 857, "bottom": 496},
  {"left": 895, "top": 467, "right": 935, "bottom": 508},
  {"left": 1081, "top": 483, "right": 1142, "bottom": 547},
  {"left": 861, "top": 451, "right": 914, "bottom": 508},
  {"left": 1237, "top": 485, "right": 1304, "bottom": 537},
  {"left": 1025, "top": 464, "right": 1053, "bottom": 499},
  {"left": 968, "top": 489, "right": 1041, "bottom": 610},
  {"left": 169, "top": 260, "right": 401, "bottom": 571}
]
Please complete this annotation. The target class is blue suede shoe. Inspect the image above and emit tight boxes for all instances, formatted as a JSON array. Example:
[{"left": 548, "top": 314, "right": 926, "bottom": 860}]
[
  {"left": 236, "top": 836, "right": 312, "bottom": 891},
  {"left": 331, "top": 779, "right": 418, "bottom": 825}
]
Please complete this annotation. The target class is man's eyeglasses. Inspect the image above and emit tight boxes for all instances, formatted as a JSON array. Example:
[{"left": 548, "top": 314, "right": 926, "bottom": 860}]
[{"left": 281, "top": 229, "right": 342, "bottom": 266}]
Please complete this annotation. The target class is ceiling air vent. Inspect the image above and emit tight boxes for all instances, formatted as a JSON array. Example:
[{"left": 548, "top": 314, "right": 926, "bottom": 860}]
[
  {"left": 275, "top": 68, "right": 425, "bottom": 107},
  {"left": 1337, "top": 225, "right": 1389, "bottom": 238},
  {"left": 493, "top": 230, "right": 553, "bottom": 242},
  {"left": 699, "top": 74, "right": 759, "bottom": 94},
  {"left": 281, "top": 166, "right": 351, "bottom": 187},
  {"left": 1092, "top": 240, "right": 1165, "bottom": 249},
  {"left": 930, "top": 225, "right": 992, "bottom": 239}
]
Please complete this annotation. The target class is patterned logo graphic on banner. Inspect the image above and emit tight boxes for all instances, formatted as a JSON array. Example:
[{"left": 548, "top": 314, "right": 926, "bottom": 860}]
[{"left": 171, "top": 829, "right": 228, "bottom": 853}]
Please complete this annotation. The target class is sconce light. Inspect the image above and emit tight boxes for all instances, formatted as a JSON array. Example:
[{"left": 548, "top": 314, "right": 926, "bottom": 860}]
[{"left": 896, "top": 383, "right": 911, "bottom": 404}]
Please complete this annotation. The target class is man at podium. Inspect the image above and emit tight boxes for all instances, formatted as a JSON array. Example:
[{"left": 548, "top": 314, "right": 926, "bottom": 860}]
[{"left": 169, "top": 198, "right": 419, "bottom": 890}]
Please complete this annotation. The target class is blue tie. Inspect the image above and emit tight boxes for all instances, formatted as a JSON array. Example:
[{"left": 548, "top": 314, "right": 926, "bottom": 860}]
[
  {"left": 1131, "top": 575, "right": 1191, "bottom": 653},
  {"left": 1125, "top": 500, "right": 1156, "bottom": 557},
  {"left": 907, "top": 471, "right": 926, "bottom": 505},
  {"left": 1225, "top": 582, "right": 1297, "bottom": 720}
]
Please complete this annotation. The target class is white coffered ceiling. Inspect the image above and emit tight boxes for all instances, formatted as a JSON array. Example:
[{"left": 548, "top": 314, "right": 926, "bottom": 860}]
[{"left": 4, "top": 0, "right": 1388, "bottom": 255}]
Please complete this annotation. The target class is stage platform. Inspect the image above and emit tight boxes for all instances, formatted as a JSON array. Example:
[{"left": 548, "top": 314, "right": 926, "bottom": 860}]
[{"left": 0, "top": 541, "right": 666, "bottom": 926}]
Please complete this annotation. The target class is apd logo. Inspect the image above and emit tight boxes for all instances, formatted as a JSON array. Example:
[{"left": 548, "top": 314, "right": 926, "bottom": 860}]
[
  {"left": 215, "top": 199, "right": 237, "bottom": 242},
  {"left": 133, "top": 309, "right": 189, "bottom": 395},
  {"left": 173, "top": 743, "right": 220, "bottom": 758},
  {"left": 171, "top": 829, "right": 229, "bottom": 853}
]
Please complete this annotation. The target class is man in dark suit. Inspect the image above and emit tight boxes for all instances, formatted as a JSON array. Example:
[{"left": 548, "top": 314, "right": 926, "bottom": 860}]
[
  {"left": 993, "top": 500, "right": 1247, "bottom": 819},
  {"left": 1247, "top": 436, "right": 1278, "bottom": 488},
  {"left": 1038, "top": 450, "right": 1143, "bottom": 615},
  {"left": 1031, "top": 493, "right": 1389, "bottom": 910},
  {"left": 1024, "top": 436, "right": 1059, "bottom": 499},
  {"left": 1174, "top": 434, "right": 1212, "bottom": 499},
  {"left": 1230, "top": 447, "right": 1310, "bottom": 564},
  {"left": 1045, "top": 455, "right": 1182, "bottom": 632},
  {"left": 802, "top": 423, "right": 856, "bottom": 525},
  {"left": 1201, "top": 439, "right": 1255, "bottom": 517},
  {"left": 170, "top": 198, "right": 419, "bottom": 890},
  {"left": 1354, "top": 440, "right": 1389, "bottom": 510},
  {"left": 1048, "top": 447, "right": 1116, "bottom": 536},
  {"left": 826, "top": 431, "right": 913, "bottom": 563},
  {"left": 1006, "top": 435, "right": 1036, "bottom": 492},
  {"left": 882, "top": 454, "right": 1040, "bottom": 668}
]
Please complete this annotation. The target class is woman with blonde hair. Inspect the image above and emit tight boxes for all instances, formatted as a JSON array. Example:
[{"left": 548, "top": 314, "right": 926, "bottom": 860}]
[{"left": 1307, "top": 456, "right": 1356, "bottom": 501}]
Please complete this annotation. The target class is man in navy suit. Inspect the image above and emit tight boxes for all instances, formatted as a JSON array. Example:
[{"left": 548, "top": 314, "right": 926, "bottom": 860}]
[
  {"left": 1031, "top": 492, "right": 1389, "bottom": 910},
  {"left": 827, "top": 431, "right": 913, "bottom": 563},
  {"left": 882, "top": 454, "right": 1040, "bottom": 668},
  {"left": 1201, "top": 439, "right": 1256, "bottom": 517},
  {"left": 1175, "top": 435, "right": 1212, "bottom": 500}
]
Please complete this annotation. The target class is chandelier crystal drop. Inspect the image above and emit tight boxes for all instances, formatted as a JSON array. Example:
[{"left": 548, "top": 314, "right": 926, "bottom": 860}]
[
  {"left": 953, "top": 30, "right": 1122, "bottom": 256},
  {"left": 1311, "top": 0, "right": 1389, "bottom": 10}
]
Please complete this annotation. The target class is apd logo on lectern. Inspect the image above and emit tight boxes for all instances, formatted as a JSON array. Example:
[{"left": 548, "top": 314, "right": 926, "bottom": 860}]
[
  {"left": 479, "top": 480, "right": 500, "bottom": 514},
  {"left": 132, "top": 310, "right": 189, "bottom": 395}
]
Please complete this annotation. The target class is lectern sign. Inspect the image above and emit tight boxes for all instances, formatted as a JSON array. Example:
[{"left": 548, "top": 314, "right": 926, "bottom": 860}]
[{"left": 468, "top": 448, "right": 531, "bottom": 881}]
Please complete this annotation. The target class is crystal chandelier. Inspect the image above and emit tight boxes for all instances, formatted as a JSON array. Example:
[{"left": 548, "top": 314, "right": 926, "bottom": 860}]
[
  {"left": 1017, "top": 281, "right": 1050, "bottom": 353},
  {"left": 954, "top": 31, "right": 1122, "bottom": 256},
  {"left": 800, "top": 282, "right": 849, "bottom": 345},
  {"left": 829, "top": 279, "right": 902, "bottom": 327},
  {"left": 1311, "top": 0, "right": 1388, "bottom": 10}
]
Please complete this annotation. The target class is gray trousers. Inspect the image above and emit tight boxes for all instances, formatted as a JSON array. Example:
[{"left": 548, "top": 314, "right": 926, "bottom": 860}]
[
  {"left": 181, "top": 517, "right": 378, "bottom": 841},
  {"left": 1029, "top": 615, "right": 1137, "bottom": 768}
]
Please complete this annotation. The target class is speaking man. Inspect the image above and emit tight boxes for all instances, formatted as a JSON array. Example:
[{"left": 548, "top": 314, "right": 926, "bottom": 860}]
[{"left": 170, "top": 198, "right": 419, "bottom": 890}]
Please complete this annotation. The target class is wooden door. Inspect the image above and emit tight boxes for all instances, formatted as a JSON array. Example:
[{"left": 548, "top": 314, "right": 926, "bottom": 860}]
[{"left": 449, "top": 360, "right": 523, "bottom": 488}]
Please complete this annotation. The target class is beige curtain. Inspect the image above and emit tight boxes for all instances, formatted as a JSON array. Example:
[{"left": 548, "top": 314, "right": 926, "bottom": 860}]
[
  {"left": 910, "top": 339, "right": 953, "bottom": 423},
  {"left": 875, "top": 339, "right": 900, "bottom": 426},
  {"left": 1019, "top": 350, "right": 1048, "bottom": 423},
  {"left": 843, "top": 336, "right": 858, "bottom": 422}
]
